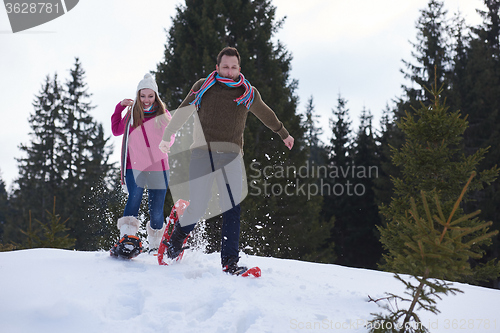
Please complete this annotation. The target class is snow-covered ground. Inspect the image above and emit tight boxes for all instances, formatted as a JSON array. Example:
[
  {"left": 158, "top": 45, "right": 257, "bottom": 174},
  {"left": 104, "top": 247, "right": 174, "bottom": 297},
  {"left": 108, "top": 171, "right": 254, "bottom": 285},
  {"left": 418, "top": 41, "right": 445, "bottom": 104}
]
[{"left": 0, "top": 248, "right": 498, "bottom": 333}]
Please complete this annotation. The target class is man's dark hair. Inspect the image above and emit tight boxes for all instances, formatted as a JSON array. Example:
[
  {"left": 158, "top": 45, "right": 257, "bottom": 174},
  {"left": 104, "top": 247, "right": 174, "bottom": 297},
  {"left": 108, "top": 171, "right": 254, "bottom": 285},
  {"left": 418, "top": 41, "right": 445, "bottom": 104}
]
[{"left": 217, "top": 47, "right": 241, "bottom": 66}]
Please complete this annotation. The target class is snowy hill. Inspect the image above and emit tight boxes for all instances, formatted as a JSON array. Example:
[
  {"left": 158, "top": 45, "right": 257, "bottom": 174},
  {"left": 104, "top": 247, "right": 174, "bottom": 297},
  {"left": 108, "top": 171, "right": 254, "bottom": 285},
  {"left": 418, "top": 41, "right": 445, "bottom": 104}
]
[{"left": 0, "top": 249, "right": 498, "bottom": 333}]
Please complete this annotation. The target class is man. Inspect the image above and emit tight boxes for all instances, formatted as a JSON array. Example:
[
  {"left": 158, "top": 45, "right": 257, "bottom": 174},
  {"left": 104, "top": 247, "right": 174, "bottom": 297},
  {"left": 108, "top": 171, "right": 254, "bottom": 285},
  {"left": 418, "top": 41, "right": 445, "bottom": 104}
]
[{"left": 159, "top": 46, "right": 294, "bottom": 275}]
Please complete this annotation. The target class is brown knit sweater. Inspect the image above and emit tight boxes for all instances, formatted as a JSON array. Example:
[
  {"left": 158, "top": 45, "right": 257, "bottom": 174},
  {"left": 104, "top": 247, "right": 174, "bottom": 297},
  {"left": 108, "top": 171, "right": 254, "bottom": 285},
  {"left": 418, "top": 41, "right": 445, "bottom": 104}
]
[{"left": 162, "top": 78, "right": 289, "bottom": 152}]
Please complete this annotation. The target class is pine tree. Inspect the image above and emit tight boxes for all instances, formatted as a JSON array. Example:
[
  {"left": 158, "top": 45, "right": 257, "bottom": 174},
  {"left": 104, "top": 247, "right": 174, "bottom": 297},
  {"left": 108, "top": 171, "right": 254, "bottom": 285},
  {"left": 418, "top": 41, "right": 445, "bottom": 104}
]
[
  {"left": 369, "top": 175, "right": 498, "bottom": 333},
  {"left": 0, "top": 173, "right": 10, "bottom": 245},
  {"left": 402, "top": 0, "right": 450, "bottom": 104},
  {"left": 155, "top": 0, "right": 329, "bottom": 261},
  {"left": 11, "top": 74, "right": 64, "bottom": 244},
  {"left": 461, "top": 1, "right": 500, "bottom": 155},
  {"left": 10, "top": 60, "right": 113, "bottom": 250},
  {"left": 463, "top": 0, "right": 500, "bottom": 286},
  {"left": 447, "top": 11, "right": 470, "bottom": 116},
  {"left": 322, "top": 94, "right": 354, "bottom": 265},
  {"left": 59, "top": 58, "right": 114, "bottom": 249},
  {"left": 348, "top": 108, "right": 382, "bottom": 268},
  {"left": 86, "top": 173, "right": 126, "bottom": 251},
  {"left": 378, "top": 77, "right": 499, "bottom": 283},
  {"left": 20, "top": 197, "right": 76, "bottom": 249},
  {"left": 373, "top": 105, "right": 401, "bottom": 209},
  {"left": 302, "top": 95, "right": 327, "bottom": 166}
]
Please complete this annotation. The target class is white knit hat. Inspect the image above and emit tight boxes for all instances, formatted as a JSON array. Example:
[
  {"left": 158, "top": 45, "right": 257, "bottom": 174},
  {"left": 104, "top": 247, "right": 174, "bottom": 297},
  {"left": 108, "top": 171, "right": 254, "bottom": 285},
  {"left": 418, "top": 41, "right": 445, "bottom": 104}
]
[
  {"left": 136, "top": 73, "right": 158, "bottom": 95},
  {"left": 130, "top": 73, "right": 159, "bottom": 125}
]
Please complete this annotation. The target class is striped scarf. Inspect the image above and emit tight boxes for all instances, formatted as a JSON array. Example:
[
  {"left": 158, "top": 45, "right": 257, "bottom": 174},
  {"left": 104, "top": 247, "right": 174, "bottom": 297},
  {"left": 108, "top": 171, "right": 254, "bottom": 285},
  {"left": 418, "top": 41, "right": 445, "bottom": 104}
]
[
  {"left": 190, "top": 71, "right": 255, "bottom": 109},
  {"left": 122, "top": 103, "right": 158, "bottom": 125}
]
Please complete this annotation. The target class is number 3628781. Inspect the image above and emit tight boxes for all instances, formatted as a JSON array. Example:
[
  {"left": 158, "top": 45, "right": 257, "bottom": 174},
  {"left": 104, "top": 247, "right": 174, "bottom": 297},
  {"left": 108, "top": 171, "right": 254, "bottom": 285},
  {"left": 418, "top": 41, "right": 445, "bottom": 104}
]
[{"left": 5, "top": 2, "right": 60, "bottom": 14}]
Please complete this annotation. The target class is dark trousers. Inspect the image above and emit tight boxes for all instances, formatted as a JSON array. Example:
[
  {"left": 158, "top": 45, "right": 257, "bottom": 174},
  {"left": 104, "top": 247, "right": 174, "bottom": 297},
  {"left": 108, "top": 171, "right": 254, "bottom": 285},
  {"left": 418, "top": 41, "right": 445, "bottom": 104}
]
[{"left": 179, "top": 148, "right": 243, "bottom": 261}]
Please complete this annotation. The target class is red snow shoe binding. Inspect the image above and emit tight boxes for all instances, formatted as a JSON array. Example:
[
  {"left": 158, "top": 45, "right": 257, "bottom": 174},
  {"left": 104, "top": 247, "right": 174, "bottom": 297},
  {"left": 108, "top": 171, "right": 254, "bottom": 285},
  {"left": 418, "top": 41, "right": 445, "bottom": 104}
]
[
  {"left": 222, "top": 256, "right": 261, "bottom": 277},
  {"left": 158, "top": 199, "right": 190, "bottom": 266},
  {"left": 241, "top": 267, "right": 262, "bottom": 278},
  {"left": 110, "top": 235, "right": 143, "bottom": 259}
]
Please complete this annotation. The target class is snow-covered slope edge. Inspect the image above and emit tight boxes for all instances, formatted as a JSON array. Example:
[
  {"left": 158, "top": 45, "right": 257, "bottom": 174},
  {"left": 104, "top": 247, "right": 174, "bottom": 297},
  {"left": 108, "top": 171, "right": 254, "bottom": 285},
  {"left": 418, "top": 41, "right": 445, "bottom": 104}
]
[{"left": 0, "top": 249, "right": 498, "bottom": 333}]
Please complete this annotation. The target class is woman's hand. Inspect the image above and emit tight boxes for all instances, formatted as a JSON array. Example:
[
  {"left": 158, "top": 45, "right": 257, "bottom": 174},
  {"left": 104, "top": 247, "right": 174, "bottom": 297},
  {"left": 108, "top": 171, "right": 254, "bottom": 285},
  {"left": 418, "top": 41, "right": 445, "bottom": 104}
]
[{"left": 121, "top": 99, "right": 134, "bottom": 107}]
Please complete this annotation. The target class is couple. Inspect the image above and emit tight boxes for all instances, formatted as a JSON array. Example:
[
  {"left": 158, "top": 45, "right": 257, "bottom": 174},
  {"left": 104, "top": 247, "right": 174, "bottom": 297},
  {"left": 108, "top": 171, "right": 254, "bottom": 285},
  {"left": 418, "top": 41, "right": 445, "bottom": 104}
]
[{"left": 112, "top": 47, "right": 294, "bottom": 275}]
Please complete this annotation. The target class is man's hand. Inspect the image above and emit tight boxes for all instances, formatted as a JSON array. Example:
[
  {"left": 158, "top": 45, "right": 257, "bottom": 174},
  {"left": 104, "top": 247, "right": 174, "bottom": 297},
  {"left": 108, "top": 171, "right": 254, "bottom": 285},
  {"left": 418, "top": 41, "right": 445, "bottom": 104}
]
[
  {"left": 159, "top": 140, "right": 171, "bottom": 154},
  {"left": 283, "top": 135, "right": 294, "bottom": 150}
]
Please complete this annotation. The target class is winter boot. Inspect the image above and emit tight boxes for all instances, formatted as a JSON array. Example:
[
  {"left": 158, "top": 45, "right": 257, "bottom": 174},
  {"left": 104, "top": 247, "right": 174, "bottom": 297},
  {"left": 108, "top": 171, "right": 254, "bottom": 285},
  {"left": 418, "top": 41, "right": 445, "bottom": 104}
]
[
  {"left": 164, "top": 222, "right": 190, "bottom": 259},
  {"left": 110, "top": 216, "right": 143, "bottom": 259},
  {"left": 146, "top": 221, "right": 165, "bottom": 253},
  {"left": 222, "top": 256, "right": 248, "bottom": 276},
  {"left": 117, "top": 216, "right": 141, "bottom": 237}
]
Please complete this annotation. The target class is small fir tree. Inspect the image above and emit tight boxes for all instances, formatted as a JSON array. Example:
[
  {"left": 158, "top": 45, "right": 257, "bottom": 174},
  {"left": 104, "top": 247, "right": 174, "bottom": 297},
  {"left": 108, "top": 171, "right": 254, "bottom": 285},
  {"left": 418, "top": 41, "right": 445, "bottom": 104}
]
[
  {"left": 379, "top": 74, "right": 499, "bottom": 281},
  {"left": 20, "top": 197, "right": 75, "bottom": 249},
  {"left": 368, "top": 174, "right": 498, "bottom": 333}
]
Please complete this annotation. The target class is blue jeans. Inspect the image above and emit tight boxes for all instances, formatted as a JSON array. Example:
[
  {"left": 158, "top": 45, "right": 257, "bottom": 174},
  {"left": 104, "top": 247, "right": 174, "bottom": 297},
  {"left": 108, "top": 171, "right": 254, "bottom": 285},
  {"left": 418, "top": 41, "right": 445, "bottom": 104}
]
[{"left": 123, "top": 169, "right": 169, "bottom": 229}]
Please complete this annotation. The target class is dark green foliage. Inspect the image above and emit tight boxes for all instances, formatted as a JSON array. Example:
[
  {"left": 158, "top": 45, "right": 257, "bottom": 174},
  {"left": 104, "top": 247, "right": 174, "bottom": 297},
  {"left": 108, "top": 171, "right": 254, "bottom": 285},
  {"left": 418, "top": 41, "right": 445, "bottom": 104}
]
[
  {"left": 450, "top": 1, "right": 500, "bottom": 287},
  {"left": 322, "top": 94, "right": 353, "bottom": 229},
  {"left": 380, "top": 0, "right": 500, "bottom": 288},
  {"left": 20, "top": 197, "right": 76, "bottom": 249},
  {"left": 368, "top": 275, "right": 460, "bottom": 333},
  {"left": 299, "top": 96, "right": 335, "bottom": 262},
  {"left": 8, "top": 74, "right": 64, "bottom": 245},
  {"left": 58, "top": 59, "right": 114, "bottom": 249},
  {"left": 373, "top": 106, "right": 401, "bottom": 209},
  {"left": 15, "top": 74, "right": 64, "bottom": 223},
  {"left": 402, "top": 0, "right": 450, "bottom": 104},
  {"left": 349, "top": 108, "right": 383, "bottom": 268},
  {"left": 320, "top": 97, "right": 384, "bottom": 268},
  {"left": 85, "top": 173, "right": 125, "bottom": 251},
  {"left": 8, "top": 58, "right": 114, "bottom": 250},
  {"left": 0, "top": 174, "right": 16, "bottom": 251},
  {"left": 323, "top": 95, "right": 352, "bottom": 264},
  {"left": 303, "top": 96, "right": 327, "bottom": 166},
  {"left": 369, "top": 176, "right": 497, "bottom": 332},
  {"left": 374, "top": 0, "right": 452, "bottom": 220},
  {"left": 0, "top": 175, "right": 9, "bottom": 243},
  {"left": 379, "top": 80, "right": 498, "bottom": 280}
]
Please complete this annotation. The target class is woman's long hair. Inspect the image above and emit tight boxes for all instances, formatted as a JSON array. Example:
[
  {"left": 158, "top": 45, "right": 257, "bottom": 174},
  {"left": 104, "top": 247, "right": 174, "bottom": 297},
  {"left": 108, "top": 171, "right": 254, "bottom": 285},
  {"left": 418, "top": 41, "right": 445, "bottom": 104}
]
[{"left": 129, "top": 90, "right": 169, "bottom": 128}]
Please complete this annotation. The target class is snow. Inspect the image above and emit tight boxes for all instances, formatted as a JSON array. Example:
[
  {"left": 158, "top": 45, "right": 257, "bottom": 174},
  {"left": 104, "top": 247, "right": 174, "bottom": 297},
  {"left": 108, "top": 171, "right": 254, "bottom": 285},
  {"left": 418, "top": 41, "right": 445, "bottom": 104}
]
[{"left": 0, "top": 249, "right": 498, "bottom": 333}]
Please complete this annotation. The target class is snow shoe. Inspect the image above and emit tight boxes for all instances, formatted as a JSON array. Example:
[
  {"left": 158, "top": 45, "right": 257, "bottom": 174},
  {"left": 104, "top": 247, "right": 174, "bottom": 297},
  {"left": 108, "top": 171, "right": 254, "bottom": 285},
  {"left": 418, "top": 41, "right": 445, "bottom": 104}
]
[
  {"left": 110, "top": 234, "right": 143, "bottom": 259},
  {"left": 222, "top": 256, "right": 261, "bottom": 277},
  {"left": 222, "top": 256, "right": 247, "bottom": 276},
  {"left": 241, "top": 267, "right": 262, "bottom": 278},
  {"left": 164, "top": 222, "right": 190, "bottom": 259},
  {"left": 158, "top": 199, "right": 190, "bottom": 265}
]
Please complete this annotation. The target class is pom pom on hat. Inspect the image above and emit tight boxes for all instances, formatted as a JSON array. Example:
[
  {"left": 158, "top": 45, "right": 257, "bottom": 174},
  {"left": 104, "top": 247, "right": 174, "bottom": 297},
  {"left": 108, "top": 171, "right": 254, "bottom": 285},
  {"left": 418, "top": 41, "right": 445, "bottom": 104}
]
[{"left": 137, "top": 73, "right": 158, "bottom": 94}]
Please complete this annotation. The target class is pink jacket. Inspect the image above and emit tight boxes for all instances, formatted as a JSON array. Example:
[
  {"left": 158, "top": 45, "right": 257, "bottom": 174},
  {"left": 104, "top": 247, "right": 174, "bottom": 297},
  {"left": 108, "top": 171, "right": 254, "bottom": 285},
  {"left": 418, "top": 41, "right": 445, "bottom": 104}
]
[{"left": 111, "top": 102, "right": 174, "bottom": 172}]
